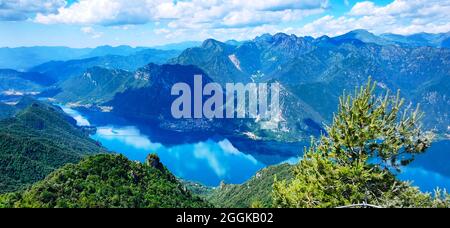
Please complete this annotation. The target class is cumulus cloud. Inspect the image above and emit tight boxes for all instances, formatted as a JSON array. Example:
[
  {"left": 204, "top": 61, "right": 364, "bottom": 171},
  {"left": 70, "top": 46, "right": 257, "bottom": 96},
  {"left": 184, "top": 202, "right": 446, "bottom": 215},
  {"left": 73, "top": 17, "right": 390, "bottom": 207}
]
[
  {"left": 295, "top": 0, "right": 450, "bottom": 37},
  {"left": 34, "top": 0, "right": 328, "bottom": 28},
  {"left": 81, "top": 26, "right": 103, "bottom": 38},
  {"left": 4, "top": 0, "right": 449, "bottom": 44},
  {"left": 0, "top": 0, "right": 66, "bottom": 21},
  {"left": 36, "top": 0, "right": 159, "bottom": 25}
]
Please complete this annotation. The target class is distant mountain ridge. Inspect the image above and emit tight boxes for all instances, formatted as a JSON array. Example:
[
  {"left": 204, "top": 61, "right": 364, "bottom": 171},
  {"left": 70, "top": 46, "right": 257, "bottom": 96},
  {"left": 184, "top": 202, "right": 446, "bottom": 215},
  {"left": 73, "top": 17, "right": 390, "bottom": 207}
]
[
  {"left": 1, "top": 30, "right": 448, "bottom": 71},
  {"left": 152, "top": 41, "right": 202, "bottom": 51},
  {"left": 52, "top": 62, "right": 325, "bottom": 142},
  {"left": 54, "top": 67, "right": 139, "bottom": 104},
  {"left": 333, "top": 29, "right": 395, "bottom": 46},
  {"left": 381, "top": 32, "right": 450, "bottom": 48},
  {"left": 4, "top": 30, "right": 449, "bottom": 141},
  {"left": 0, "top": 45, "right": 165, "bottom": 70},
  {"left": 0, "top": 69, "right": 55, "bottom": 95},
  {"left": 29, "top": 49, "right": 181, "bottom": 82},
  {"left": 172, "top": 30, "right": 450, "bottom": 136},
  {"left": 0, "top": 48, "right": 180, "bottom": 100},
  {"left": 104, "top": 63, "right": 237, "bottom": 134}
]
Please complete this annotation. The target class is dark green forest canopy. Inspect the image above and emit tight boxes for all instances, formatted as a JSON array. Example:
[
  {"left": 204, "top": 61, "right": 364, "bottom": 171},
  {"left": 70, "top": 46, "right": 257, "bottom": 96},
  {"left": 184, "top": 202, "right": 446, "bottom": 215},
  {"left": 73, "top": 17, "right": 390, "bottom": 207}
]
[
  {"left": 0, "top": 100, "right": 105, "bottom": 193},
  {"left": 207, "top": 164, "right": 293, "bottom": 208},
  {"left": 0, "top": 154, "right": 210, "bottom": 208}
]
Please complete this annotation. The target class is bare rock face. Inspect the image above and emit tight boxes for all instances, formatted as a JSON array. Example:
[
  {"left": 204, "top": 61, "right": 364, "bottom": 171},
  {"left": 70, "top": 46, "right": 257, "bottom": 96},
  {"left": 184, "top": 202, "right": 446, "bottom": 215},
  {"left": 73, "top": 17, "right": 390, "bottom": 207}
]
[{"left": 145, "top": 154, "right": 164, "bottom": 171}]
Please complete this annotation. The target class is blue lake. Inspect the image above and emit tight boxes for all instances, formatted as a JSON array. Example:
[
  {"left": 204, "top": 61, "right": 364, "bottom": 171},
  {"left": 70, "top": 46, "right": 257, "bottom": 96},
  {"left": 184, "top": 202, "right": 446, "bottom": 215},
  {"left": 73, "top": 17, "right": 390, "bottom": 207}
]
[
  {"left": 62, "top": 106, "right": 450, "bottom": 191},
  {"left": 398, "top": 140, "right": 450, "bottom": 193},
  {"left": 62, "top": 106, "right": 270, "bottom": 186},
  {"left": 91, "top": 125, "right": 266, "bottom": 186}
]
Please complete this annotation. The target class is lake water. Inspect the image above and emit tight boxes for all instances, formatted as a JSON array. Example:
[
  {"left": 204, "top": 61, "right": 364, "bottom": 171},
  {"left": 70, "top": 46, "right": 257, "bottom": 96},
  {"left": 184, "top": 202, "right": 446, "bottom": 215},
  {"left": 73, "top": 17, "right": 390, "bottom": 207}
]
[
  {"left": 62, "top": 106, "right": 270, "bottom": 186},
  {"left": 399, "top": 140, "right": 450, "bottom": 193},
  {"left": 62, "top": 106, "right": 450, "bottom": 192},
  {"left": 91, "top": 125, "right": 266, "bottom": 186}
]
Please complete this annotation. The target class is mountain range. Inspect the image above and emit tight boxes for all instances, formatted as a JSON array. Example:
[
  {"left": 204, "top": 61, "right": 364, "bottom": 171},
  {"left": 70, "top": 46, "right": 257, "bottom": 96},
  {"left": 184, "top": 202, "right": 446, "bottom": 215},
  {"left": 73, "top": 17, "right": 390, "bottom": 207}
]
[
  {"left": 171, "top": 30, "right": 450, "bottom": 137},
  {"left": 0, "top": 45, "right": 148, "bottom": 70},
  {"left": 0, "top": 69, "right": 54, "bottom": 96},
  {"left": 29, "top": 48, "right": 181, "bottom": 82},
  {"left": 0, "top": 29, "right": 449, "bottom": 208},
  {"left": 1, "top": 30, "right": 449, "bottom": 142}
]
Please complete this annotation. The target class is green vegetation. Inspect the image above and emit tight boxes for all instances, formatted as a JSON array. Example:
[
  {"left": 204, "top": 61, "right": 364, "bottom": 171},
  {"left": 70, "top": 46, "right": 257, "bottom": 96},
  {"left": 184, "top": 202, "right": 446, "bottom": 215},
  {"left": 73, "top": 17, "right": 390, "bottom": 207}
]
[
  {"left": 0, "top": 69, "right": 49, "bottom": 92},
  {"left": 0, "top": 100, "right": 105, "bottom": 193},
  {"left": 180, "top": 180, "right": 214, "bottom": 196},
  {"left": 207, "top": 164, "right": 293, "bottom": 208},
  {"left": 322, "top": 81, "right": 431, "bottom": 169},
  {"left": 273, "top": 79, "right": 449, "bottom": 208},
  {"left": 0, "top": 154, "right": 210, "bottom": 208},
  {"left": 1, "top": 78, "right": 448, "bottom": 208},
  {"left": 55, "top": 67, "right": 140, "bottom": 104}
]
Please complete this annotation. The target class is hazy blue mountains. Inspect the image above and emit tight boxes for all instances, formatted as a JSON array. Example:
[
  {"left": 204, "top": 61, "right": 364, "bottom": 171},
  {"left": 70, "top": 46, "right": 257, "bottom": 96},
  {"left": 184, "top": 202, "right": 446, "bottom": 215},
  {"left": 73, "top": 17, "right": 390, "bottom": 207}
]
[
  {"left": 29, "top": 49, "right": 181, "bottom": 82},
  {"left": 380, "top": 32, "right": 450, "bottom": 48},
  {"left": 0, "top": 69, "right": 55, "bottom": 97},
  {"left": 6, "top": 30, "right": 448, "bottom": 141},
  {"left": 0, "top": 45, "right": 156, "bottom": 70}
]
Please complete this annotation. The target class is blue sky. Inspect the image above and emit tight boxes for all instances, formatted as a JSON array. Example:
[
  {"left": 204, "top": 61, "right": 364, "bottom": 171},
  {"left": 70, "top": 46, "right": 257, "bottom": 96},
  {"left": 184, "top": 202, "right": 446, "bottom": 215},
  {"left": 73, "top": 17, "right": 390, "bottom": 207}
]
[{"left": 0, "top": 0, "right": 449, "bottom": 48}]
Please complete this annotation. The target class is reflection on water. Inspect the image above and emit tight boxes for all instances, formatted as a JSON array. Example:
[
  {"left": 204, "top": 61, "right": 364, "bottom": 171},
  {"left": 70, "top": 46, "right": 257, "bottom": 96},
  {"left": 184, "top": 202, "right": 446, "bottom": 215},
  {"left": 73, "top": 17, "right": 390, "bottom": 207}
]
[
  {"left": 60, "top": 106, "right": 91, "bottom": 126},
  {"left": 95, "top": 126, "right": 161, "bottom": 150},
  {"left": 62, "top": 106, "right": 450, "bottom": 190},
  {"left": 61, "top": 106, "right": 269, "bottom": 186},
  {"left": 91, "top": 126, "right": 264, "bottom": 186}
]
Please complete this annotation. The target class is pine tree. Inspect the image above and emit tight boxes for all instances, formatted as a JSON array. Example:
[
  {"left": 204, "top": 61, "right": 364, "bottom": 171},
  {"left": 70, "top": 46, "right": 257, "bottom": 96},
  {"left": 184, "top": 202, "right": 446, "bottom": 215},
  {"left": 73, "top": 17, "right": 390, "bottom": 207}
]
[
  {"left": 319, "top": 78, "right": 433, "bottom": 169},
  {"left": 273, "top": 79, "right": 446, "bottom": 208}
]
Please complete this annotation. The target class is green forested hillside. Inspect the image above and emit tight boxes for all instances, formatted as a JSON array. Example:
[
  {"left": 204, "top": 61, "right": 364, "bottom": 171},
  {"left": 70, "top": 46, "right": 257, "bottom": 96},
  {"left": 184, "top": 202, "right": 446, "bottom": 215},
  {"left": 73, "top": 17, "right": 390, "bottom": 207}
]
[
  {"left": 54, "top": 67, "right": 142, "bottom": 104},
  {"left": 0, "top": 100, "right": 105, "bottom": 193},
  {"left": 206, "top": 164, "right": 293, "bottom": 208},
  {"left": 0, "top": 69, "right": 46, "bottom": 93},
  {"left": 0, "top": 154, "right": 210, "bottom": 208}
]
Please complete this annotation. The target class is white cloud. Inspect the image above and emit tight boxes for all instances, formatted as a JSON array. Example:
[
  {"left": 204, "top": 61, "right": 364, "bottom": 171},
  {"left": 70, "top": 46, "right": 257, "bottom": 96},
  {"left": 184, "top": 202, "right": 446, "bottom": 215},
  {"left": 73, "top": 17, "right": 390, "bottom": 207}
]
[
  {"left": 81, "top": 26, "right": 103, "bottom": 39},
  {"left": 80, "top": 26, "right": 93, "bottom": 33},
  {"left": 60, "top": 106, "right": 91, "bottom": 126},
  {"left": 152, "top": 24, "right": 282, "bottom": 43},
  {"left": 0, "top": 0, "right": 66, "bottom": 21},
  {"left": 34, "top": 0, "right": 328, "bottom": 28},
  {"left": 95, "top": 126, "right": 163, "bottom": 150},
  {"left": 5, "top": 0, "right": 449, "bottom": 45},
  {"left": 349, "top": 1, "right": 377, "bottom": 16},
  {"left": 218, "top": 139, "right": 240, "bottom": 155},
  {"left": 36, "top": 0, "right": 158, "bottom": 25},
  {"left": 220, "top": 8, "right": 323, "bottom": 28},
  {"left": 295, "top": 0, "right": 450, "bottom": 37},
  {"left": 194, "top": 142, "right": 226, "bottom": 177}
]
